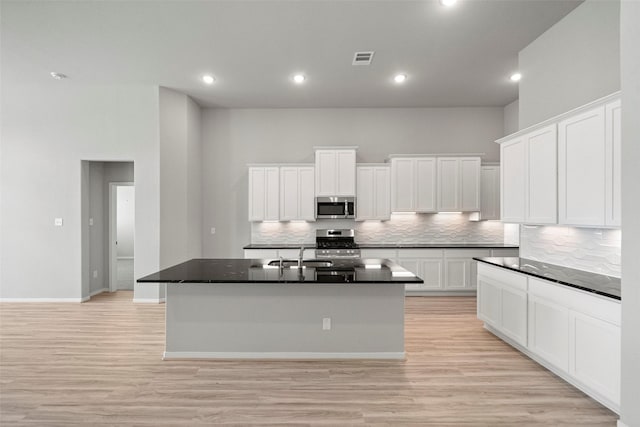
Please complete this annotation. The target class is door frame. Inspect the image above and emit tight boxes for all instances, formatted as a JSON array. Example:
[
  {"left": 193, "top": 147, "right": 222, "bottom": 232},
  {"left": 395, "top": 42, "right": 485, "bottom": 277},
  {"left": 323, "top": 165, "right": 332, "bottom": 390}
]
[{"left": 109, "top": 182, "right": 134, "bottom": 292}]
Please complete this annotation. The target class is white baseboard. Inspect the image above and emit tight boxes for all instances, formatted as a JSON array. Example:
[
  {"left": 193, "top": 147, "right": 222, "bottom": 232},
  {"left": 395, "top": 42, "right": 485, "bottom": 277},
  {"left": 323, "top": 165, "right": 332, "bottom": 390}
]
[
  {"left": 133, "top": 298, "right": 165, "bottom": 304},
  {"left": 117, "top": 256, "right": 134, "bottom": 260},
  {"left": 617, "top": 421, "right": 628, "bottom": 427},
  {"left": 0, "top": 297, "right": 84, "bottom": 303},
  {"left": 163, "top": 351, "right": 405, "bottom": 360}
]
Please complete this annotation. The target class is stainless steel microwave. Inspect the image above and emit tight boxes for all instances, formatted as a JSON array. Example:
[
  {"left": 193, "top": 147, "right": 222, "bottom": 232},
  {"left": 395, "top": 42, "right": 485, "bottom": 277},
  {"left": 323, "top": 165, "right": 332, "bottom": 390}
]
[{"left": 316, "top": 197, "right": 355, "bottom": 219}]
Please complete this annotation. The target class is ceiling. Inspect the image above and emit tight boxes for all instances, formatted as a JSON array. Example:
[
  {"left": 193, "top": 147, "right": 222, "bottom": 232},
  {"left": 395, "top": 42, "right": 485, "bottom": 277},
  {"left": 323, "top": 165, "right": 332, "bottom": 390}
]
[{"left": 1, "top": 0, "right": 583, "bottom": 108}]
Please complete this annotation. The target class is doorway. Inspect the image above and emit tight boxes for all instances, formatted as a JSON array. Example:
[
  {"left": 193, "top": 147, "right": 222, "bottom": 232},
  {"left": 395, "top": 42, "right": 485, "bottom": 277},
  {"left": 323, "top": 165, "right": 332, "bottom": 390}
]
[{"left": 110, "top": 183, "right": 135, "bottom": 292}]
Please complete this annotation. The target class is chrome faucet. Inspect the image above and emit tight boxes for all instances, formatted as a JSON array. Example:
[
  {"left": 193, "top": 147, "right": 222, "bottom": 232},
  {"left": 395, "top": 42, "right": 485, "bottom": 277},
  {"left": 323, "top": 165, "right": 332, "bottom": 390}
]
[{"left": 298, "top": 246, "right": 306, "bottom": 269}]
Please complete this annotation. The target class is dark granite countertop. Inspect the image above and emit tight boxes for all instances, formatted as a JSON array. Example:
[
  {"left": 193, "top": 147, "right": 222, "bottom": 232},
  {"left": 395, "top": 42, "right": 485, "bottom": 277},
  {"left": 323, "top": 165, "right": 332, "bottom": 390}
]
[
  {"left": 474, "top": 257, "right": 621, "bottom": 300},
  {"left": 137, "top": 258, "right": 423, "bottom": 284},
  {"left": 244, "top": 243, "right": 519, "bottom": 250},
  {"left": 359, "top": 243, "right": 519, "bottom": 249}
]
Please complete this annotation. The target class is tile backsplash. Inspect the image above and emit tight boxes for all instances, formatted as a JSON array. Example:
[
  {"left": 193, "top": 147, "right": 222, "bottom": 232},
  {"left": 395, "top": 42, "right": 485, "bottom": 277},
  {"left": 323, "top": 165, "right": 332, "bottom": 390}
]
[
  {"left": 252, "top": 213, "right": 507, "bottom": 245},
  {"left": 520, "top": 225, "right": 621, "bottom": 277}
]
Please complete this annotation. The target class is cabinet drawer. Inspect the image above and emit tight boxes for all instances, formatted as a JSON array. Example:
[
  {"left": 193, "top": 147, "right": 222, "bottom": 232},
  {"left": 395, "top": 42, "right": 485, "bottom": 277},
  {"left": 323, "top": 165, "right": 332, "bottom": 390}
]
[
  {"left": 397, "top": 249, "right": 443, "bottom": 259},
  {"left": 477, "top": 263, "right": 527, "bottom": 292},
  {"left": 528, "top": 277, "right": 620, "bottom": 325},
  {"left": 444, "top": 249, "right": 491, "bottom": 258}
]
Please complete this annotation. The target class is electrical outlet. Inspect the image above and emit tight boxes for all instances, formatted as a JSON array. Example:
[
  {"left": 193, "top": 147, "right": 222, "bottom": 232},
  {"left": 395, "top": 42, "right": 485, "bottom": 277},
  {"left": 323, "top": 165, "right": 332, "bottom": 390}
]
[
  {"left": 210, "top": 227, "right": 216, "bottom": 234},
  {"left": 89, "top": 218, "right": 94, "bottom": 226},
  {"left": 93, "top": 270, "right": 98, "bottom": 278},
  {"left": 54, "top": 218, "right": 63, "bottom": 227},
  {"left": 322, "top": 317, "right": 331, "bottom": 330}
]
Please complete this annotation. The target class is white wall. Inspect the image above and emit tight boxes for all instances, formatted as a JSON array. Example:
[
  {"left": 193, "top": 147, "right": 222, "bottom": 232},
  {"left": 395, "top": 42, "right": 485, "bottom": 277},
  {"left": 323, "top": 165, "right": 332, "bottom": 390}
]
[
  {"left": 518, "top": 0, "right": 620, "bottom": 128},
  {"left": 159, "top": 88, "right": 202, "bottom": 272},
  {"left": 503, "top": 99, "right": 519, "bottom": 135},
  {"left": 202, "top": 107, "right": 505, "bottom": 257},
  {"left": 0, "top": 83, "right": 161, "bottom": 301},
  {"left": 620, "top": 1, "right": 640, "bottom": 426}
]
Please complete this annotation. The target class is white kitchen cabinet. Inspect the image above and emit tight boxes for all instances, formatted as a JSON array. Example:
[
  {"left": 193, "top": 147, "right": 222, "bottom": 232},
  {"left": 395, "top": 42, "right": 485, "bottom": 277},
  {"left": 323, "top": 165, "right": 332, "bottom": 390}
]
[
  {"left": 315, "top": 148, "right": 356, "bottom": 197},
  {"left": 480, "top": 166, "right": 500, "bottom": 220},
  {"left": 478, "top": 264, "right": 621, "bottom": 412},
  {"left": 477, "top": 263, "right": 528, "bottom": 346},
  {"left": 500, "top": 138, "right": 527, "bottom": 222},
  {"left": 390, "top": 157, "right": 437, "bottom": 213},
  {"left": 500, "top": 125, "right": 556, "bottom": 224},
  {"left": 605, "top": 99, "right": 621, "bottom": 227},
  {"left": 558, "top": 106, "right": 607, "bottom": 226},
  {"left": 243, "top": 249, "right": 279, "bottom": 259},
  {"left": 244, "top": 248, "right": 315, "bottom": 260},
  {"left": 526, "top": 125, "right": 557, "bottom": 224},
  {"left": 397, "top": 249, "right": 444, "bottom": 291},
  {"left": 356, "top": 165, "right": 390, "bottom": 221},
  {"left": 280, "top": 166, "right": 315, "bottom": 221},
  {"left": 569, "top": 310, "right": 621, "bottom": 405},
  {"left": 248, "top": 166, "right": 279, "bottom": 221},
  {"left": 437, "top": 157, "right": 480, "bottom": 212}
]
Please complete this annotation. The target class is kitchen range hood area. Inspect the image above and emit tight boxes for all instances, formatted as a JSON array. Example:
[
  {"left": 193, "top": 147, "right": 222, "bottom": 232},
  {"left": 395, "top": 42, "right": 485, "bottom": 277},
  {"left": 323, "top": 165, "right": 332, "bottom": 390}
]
[{"left": 2, "top": 0, "right": 637, "bottom": 426}]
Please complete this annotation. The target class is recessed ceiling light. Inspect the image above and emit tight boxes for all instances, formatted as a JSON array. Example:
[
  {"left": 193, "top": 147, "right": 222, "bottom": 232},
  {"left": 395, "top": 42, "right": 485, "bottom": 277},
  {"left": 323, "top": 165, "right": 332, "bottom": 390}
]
[
  {"left": 510, "top": 72, "right": 522, "bottom": 82},
  {"left": 293, "top": 74, "right": 306, "bottom": 84},
  {"left": 50, "top": 72, "right": 67, "bottom": 80},
  {"left": 440, "top": 0, "right": 457, "bottom": 6},
  {"left": 394, "top": 74, "right": 407, "bottom": 84},
  {"left": 202, "top": 75, "right": 215, "bottom": 85}
]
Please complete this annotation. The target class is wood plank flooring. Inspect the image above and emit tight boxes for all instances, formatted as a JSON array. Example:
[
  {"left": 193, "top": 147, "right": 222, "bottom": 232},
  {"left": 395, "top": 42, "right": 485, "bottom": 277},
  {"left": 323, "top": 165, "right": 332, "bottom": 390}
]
[{"left": 0, "top": 292, "right": 617, "bottom": 426}]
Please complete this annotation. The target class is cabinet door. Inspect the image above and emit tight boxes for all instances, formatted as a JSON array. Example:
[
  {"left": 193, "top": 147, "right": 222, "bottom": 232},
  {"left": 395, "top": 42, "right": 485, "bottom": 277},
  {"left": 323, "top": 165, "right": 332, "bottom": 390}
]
[
  {"left": 279, "top": 167, "right": 300, "bottom": 221},
  {"left": 391, "top": 158, "right": 415, "bottom": 212},
  {"left": 558, "top": 106, "right": 606, "bottom": 226},
  {"left": 528, "top": 295, "right": 569, "bottom": 371},
  {"left": 420, "top": 259, "right": 444, "bottom": 290},
  {"left": 336, "top": 150, "right": 356, "bottom": 196},
  {"left": 526, "top": 125, "right": 557, "bottom": 224},
  {"left": 248, "top": 167, "right": 279, "bottom": 221},
  {"left": 460, "top": 158, "right": 481, "bottom": 211},
  {"left": 396, "top": 258, "right": 421, "bottom": 291},
  {"left": 605, "top": 100, "right": 621, "bottom": 227},
  {"left": 356, "top": 167, "right": 374, "bottom": 220},
  {"left": 501, "top": 286, "right": 527, "bottom": 346},
  {"left": 437, "top": 158, "right": 460, "bottom": 211},
  {"left": 478, "top": 278, "right": 501, "bottom": 328},
  {"left": 501, "top": 139, "right": 526, "bottom": 222},
  {"left": 416, "top": 158, "right": 437, "bottom": 212},
  {"left": 373, "top": 167, "right": 391, "bottom": 220},
  {"left": 480, "top": 166, "right": 500, "bottom": 220},
  {"left": 298, "top": 167, "right": 315, "bottom": 221},
  {"left": 315, "top": 150, "right": 336, "bottom": 196},
  {"left": 569, "top": 311, "right": 621, "bottom": 405},
  {"left": 444, "top": 258, "right": 471, "bottom": 290}
]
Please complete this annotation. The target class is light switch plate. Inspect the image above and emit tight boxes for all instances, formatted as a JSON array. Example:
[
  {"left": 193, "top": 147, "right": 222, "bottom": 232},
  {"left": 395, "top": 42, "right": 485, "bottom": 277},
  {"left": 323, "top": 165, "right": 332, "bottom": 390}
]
[
  {"left": 89, "top": 218, "right": 94, "bottom": 226},
  {"left": 54, "top": 218, "right": 63, "bottom": 226},
  {"left": 322, "top": 317, "right": 331, "bottom": 330}
]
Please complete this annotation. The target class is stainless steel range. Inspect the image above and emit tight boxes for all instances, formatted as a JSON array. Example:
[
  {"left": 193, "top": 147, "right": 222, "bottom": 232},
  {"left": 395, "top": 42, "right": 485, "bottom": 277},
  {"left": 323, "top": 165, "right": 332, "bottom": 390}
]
[{"left": 315, "top": 229, "right": 361, "bottom": 258}]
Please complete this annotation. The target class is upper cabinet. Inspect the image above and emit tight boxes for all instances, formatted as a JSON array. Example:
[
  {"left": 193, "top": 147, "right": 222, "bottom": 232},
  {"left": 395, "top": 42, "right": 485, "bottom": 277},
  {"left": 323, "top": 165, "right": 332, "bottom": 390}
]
[
  {"left": 248, "top": 166, "right": 279, "bottom": 221},
  {"left": 498, "top": 93, "right": 620, "bottom": 228},
  {"left": 558, "top": 99, "right": 621, "bottom": 227},
  {"left": 480, "top": 165, "right": 500, "bottom": 220},
  {"left": 280, "top": 166, "right": 315, "bottom": 221},
  {"left": 356, "top": 165, "right": 390, "bottom": 221},
  {"left": 500, "top": 125, "right": 557, "bottom": 224},
  {"left": 437, "top": 157, "right": 480, "bottom": 212},
  {"left": 315, "top": 148, "right": 356, "bottom": 197},
  {"left": 390, "top": 157, "right": 437, "bottom": 213}
]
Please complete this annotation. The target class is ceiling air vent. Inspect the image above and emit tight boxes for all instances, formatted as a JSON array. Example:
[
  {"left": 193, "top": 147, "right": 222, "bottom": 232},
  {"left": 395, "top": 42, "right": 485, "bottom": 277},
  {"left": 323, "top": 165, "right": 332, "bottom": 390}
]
[{"left": 352, "top": 51, "right": 374, "bottom": 66}]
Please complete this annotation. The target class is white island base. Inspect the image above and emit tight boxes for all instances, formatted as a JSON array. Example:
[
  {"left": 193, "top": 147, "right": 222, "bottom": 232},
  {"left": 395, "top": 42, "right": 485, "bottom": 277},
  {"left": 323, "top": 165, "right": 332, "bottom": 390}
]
[{"left": 164, "top": 282, "right": 405, "bottom": 360}]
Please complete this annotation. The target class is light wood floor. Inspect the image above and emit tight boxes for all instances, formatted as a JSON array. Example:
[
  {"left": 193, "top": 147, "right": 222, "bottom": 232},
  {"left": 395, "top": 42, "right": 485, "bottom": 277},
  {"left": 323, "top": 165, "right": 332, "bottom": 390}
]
[{"left": 0, "top": 292, "right": 616, "bottom": 426}]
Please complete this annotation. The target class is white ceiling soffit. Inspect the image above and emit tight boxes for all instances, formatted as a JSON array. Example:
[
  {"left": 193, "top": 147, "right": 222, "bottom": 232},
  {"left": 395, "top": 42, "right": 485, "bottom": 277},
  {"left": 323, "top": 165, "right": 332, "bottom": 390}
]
[{"left": 1, "top": 0, "right": 583, "bottom": 108}]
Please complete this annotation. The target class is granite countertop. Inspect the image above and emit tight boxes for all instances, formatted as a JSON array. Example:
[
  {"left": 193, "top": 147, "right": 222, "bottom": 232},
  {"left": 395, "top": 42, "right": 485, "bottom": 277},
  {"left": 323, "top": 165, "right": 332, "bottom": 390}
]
[
  {"left": 244, "top": 243, "right": 519, "bottom": 249},
  {"left": 474, "top": 257, "right": 621, "bottom": 300},
  {"left": 137, "top": 258, "right": 423, "bottom": 285}
]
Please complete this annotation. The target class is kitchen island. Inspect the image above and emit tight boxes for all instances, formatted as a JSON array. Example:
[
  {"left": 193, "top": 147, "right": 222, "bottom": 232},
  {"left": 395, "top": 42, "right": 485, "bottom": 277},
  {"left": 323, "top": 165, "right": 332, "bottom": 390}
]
[{"left": 137, "top": 258, "right": 422, "bottom": 360}]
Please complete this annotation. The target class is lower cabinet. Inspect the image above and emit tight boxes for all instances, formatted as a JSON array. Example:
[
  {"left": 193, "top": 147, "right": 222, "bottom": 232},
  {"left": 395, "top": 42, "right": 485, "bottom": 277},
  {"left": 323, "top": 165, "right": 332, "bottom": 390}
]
[
  {"left": 244, "top": 248, "right": 316, "bottom": 259},
  {"left": 478, "top": 263, "right": 621, "bottom": 413},
  {"left": 396, "top": 250, "right": 444, "bottom": 291}
]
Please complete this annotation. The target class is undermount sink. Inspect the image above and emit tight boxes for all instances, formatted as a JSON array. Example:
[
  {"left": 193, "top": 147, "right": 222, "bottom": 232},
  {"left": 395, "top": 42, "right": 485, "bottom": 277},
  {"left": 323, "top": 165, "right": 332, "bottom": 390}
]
[{"left": 267, "top": 259, "right": 333, "bottom": 268}]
